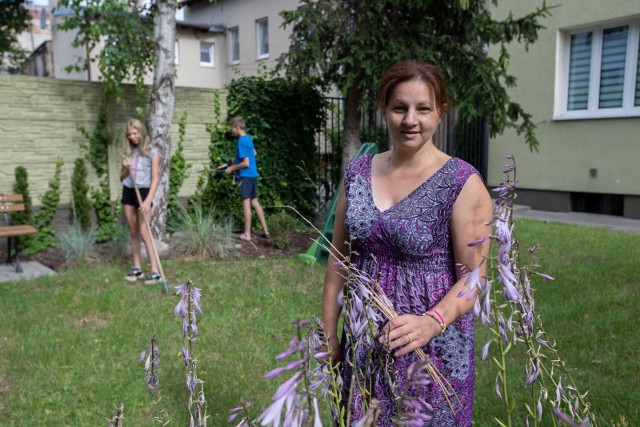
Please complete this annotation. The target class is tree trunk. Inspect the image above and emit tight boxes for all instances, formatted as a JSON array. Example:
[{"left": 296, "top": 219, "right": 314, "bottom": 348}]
[
  {"left": 341, "top": 81, "right": 363, "bottom": 174},
  {"left": 147, "top": 0, "right": 176, "bottom": 240}
]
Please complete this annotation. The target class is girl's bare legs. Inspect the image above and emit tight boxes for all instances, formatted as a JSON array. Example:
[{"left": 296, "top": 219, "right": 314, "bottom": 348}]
[{"left": 124, "top": 204, "right": 142, "bottom": 269}]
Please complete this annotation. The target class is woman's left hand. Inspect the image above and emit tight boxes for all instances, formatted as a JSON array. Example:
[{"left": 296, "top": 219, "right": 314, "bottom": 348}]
[{"left": 378, "top": 314, "right": 440, "bottom": 357}]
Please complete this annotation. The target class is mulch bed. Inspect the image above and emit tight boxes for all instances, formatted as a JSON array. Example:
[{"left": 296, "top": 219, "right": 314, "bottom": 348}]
[{"left": 18, "top": 231, "right": 318, "bottom": 272}]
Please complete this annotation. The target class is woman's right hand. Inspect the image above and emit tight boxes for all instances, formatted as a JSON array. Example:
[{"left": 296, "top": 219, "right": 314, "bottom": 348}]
[{"left": 122, "top": 157, "right": 131, "bottom": 168}]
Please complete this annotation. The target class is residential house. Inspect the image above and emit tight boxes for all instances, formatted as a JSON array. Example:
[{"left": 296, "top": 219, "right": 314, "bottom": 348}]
[
  {"left": 46, "top": 0, "right": 301, "bottom": 89},
  {"left": 487, "top": 0, "right": 640, "bottom": 218}
]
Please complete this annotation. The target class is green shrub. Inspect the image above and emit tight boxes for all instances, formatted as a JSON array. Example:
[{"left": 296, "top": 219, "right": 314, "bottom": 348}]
[
  {"left": 71, "top": 158, "right": 92, "bottom": 232},
  {"left": 11, "top": 166, "right": 32, "bottom": 226},
  {"left": 167, "top": 111, "right": 192, "bottom": 227},
  {"left": 226, "top": 76, "right": 325, "bottom": 220},
  {"left": 169, "top": 205, "right": 234, "bottom": 259},
  {"left": 77, "top": 102, "right": 119, "bottom": 241},
  {"left": 268, "top": 211, "right": 300, "bottom": 249},
  {"left": 24, "top": 157, "right": 64, "bottom": 255},
  {"left": 193, "top": 92, "right": 240, "bottom": 221}
]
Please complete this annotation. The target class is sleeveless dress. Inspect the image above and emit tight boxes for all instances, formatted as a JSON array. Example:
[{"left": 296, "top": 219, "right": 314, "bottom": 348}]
[{"left": 340, "top": 154, "right": 479, "bottom": 426}]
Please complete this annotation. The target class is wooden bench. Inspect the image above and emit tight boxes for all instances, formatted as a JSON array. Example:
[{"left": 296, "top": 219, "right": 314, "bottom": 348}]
[{"left": 0, "top": 194, "right": 37, "bottom": 273}]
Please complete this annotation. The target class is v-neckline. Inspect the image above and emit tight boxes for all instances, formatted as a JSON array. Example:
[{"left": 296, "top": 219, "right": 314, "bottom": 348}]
[{"left": 369, "top": 155, "right": 454, "bottom": 214}]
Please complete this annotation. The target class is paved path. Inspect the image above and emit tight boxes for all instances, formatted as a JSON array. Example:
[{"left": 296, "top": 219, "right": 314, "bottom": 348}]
[
  {"left": 0, "top": 261, "right": 56, "bottom": 283},
  {"left": 513, "top": 205, "right": 640, "bottom": 234}
]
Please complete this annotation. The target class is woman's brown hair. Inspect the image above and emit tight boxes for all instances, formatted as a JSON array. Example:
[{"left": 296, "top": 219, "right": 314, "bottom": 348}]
[{"left": 376, "top": 60, "right": 450, "bottom": 117}]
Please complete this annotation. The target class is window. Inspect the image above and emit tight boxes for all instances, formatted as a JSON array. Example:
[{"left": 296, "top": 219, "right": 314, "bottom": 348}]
[
  {"left": 256, "top": 18, "right": 269, "bottom": 59},
  {"left": 200, "top": 42, "right": 214, "bottom": 67},
  {"left": 555, "top": 18, "right": 640, "bottom": 119},
  {"left": 229, "top": 27, "right": 239, "bottom": 64}
]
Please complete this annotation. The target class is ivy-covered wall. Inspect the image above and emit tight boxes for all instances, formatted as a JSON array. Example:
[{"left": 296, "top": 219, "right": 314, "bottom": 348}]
[{"left": 0, "top": 75, "right": 225, "bottom": 207}]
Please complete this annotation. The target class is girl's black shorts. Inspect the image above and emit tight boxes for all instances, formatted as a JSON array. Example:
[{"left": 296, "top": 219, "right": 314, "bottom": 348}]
[{"left": 122, "top": 186, "right": 150, "bottom": 208}]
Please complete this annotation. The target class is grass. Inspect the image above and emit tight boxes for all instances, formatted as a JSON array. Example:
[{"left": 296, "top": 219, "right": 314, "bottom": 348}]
[{"left": 0, "top": 220, "right": 638, "bottom": 426}]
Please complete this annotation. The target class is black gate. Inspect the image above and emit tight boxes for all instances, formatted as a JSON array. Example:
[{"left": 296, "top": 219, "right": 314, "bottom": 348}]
[{"left": 314, "top": 98, "right": 488, "bottom": 214}]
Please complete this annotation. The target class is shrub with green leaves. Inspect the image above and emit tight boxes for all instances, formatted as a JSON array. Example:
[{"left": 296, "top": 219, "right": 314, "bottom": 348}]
[
  {"left": 71, "top": 158, "right": 92, "bottom": 232},
  {"left": 24, "top": 157, "right": 64, "bottom": 254},
  {"left": 11, "top": 165, "right": 32, "bottom": 226},
  {"left": 167, "top": 111, "right": 192, "bottom": 227},
  {"left": 226, "top": 76, "right": 325, "bottom": 220},
  {"left": 267, "top": 211, "right": 300, "bottom": 249},
  {"left": 77, "top": 102, "right": 119, "bottom": 242}
]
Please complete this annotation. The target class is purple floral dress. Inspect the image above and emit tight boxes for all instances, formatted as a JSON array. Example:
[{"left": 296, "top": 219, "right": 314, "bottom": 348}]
[{"left": 340, "top": 154, "right": 479, "bottom": 426}]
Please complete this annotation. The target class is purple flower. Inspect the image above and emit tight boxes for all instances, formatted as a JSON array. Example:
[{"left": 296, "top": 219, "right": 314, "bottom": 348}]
[
  {"left": 481, "top": 340, "right": 491, "bottom": 361},
  {"left": 256, "top": 372, "right": 302, "bottom": 426},
  {"left": 264, "top": 366, "right": 287, "bottom": 379},
  {"left": 552, "top": 407, "right": 591, "bottom": 427},
  {"left": 467, "top": 235, "right": 489, "bottom": 247}
]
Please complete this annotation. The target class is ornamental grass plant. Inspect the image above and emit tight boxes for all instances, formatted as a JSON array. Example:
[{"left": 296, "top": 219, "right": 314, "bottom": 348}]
[{"left": 0, "top": 222, "right": 638, "bottom": 425}]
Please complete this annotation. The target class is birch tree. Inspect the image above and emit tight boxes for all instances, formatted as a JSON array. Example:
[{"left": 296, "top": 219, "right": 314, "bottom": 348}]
[
  {"left": 147, "top": 0, "right": 176, "bottom": 238},
  {"left": 58, "top": 0, "right": 176, "bottom": 237}
]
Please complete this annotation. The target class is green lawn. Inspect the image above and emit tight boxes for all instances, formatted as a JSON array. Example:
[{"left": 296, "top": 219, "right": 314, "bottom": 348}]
[{"left": 0, "top": 219, "right": 638, "bottom": 426}]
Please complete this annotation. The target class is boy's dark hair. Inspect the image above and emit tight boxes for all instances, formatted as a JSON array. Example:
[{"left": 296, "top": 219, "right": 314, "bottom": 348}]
[{"left": 229, "top": 116, "right": 246, "bottom": 129}]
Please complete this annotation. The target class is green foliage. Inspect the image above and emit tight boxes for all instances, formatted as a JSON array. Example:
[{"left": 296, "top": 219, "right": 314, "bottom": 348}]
[
  {"left": 267, "top": 211, "right": 300, "bottom": 250},
  {"left": 0, "top": 0, "right": 30, "bottom": 73},
  {"left": 169, "top": 205, "right": 233, "bottom": 259},
  {"left": 24, "top": 157, "right": 64, "bottom": 255},
  {"left": 71, "top": 158, "right": 92, "bottom": 232},
  {"left": 226, "top": 76, "right": 325, "bottom": 219},
  {"left": 77, "top": 102, "right": 113, "bottom": 177},
  {"left": 57, "top": 0, "right": 155, "bottom": 103},
  {"left": 167, "top": 111, "right": 192, "bottom": 227},
  {"left": 11, "top": 166, "right": 32, "bottom": 226},
  {"left": 192, "top": 92, "right": 239, "bottom": 220},
  {"left": 57, "top": 223, "right": 96, "bottom": 264},
  {"left": 278, "top": 0, "right": 553, "bottom": 151},
  {"left": 77, "top": 103, "right": 119, "bottom": 242}
]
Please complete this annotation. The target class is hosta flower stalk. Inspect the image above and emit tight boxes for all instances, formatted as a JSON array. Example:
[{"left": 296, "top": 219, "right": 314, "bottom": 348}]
[
  {"left": 478, "top": 156, "right": 596, "bottom": 426},
  {"left": 175, "top": 280, "right": 208, "bottom": 427}
]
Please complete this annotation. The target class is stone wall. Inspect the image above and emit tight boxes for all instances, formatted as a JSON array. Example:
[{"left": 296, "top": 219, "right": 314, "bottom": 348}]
[{"left": 0, "top": 75, "right": 226, "bottom": 207}]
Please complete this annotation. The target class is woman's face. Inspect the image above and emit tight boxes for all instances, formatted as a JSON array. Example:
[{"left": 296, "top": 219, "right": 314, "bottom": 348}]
[
  {"left": 127, "top": 127, "right": 140, "bottom": 145},
  {"left": 384, "top": 79, "right": 441, "bottom": 152}
]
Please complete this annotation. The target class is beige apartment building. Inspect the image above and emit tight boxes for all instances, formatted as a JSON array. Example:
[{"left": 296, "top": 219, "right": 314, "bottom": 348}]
[{"left": 48, "top": 0, "right": 301, "bottom": 89}]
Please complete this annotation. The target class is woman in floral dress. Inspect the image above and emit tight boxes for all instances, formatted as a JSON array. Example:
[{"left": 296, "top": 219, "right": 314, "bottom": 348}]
[{"left": 322, "top": 60, "right": 492, "bottom": 426}]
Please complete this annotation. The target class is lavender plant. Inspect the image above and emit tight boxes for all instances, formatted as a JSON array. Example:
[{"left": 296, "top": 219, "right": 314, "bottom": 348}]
[
  {"left": 175, "top": 280, "right": 209, "bottom": 427},
  {"left": 472, "top": 155, "right": 596, "bottom": 426}
]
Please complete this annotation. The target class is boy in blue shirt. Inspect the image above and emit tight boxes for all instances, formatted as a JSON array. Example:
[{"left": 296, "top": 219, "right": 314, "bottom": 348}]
[{"left": 225, "top": 116, "right": 269, "bottom": 241}]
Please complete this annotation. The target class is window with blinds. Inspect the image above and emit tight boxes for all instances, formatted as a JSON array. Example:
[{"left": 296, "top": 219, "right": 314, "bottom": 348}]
[{"left": 558, "top": 19, "right": 640, "bottom": 119}]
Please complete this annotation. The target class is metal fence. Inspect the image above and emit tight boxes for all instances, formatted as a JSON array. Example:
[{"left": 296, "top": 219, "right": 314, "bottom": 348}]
[{"left": 313, "top": 97, "right": 488, "bottom": 214}]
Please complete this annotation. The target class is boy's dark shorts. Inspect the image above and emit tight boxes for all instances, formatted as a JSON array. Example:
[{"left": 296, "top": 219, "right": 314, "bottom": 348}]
[
  {"left": 122, "top": 186, "right": 150, "bottom": 208},
  {"left": 239, "top": 177, "right": 258, "bottom": 199}
]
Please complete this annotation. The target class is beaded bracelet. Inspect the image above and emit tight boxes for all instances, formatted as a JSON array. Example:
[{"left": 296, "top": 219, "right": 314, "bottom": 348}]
[{"left": 422, "top": 310, "right": 447, "bottom": 335}]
